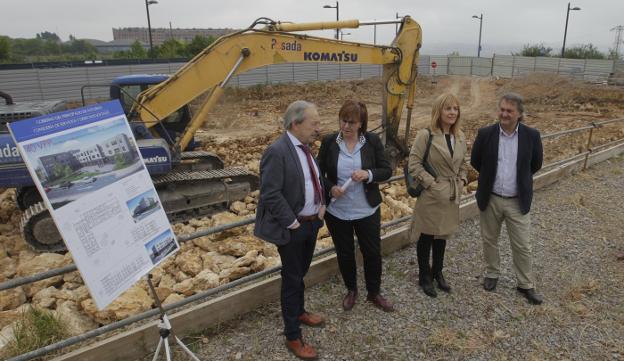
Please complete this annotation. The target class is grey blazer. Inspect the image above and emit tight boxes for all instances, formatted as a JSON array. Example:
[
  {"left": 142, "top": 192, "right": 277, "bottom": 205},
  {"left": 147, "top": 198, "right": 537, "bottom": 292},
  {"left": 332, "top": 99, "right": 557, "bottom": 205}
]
[{"left": 254, "top": 133, "right": 322, "bottom": 245}]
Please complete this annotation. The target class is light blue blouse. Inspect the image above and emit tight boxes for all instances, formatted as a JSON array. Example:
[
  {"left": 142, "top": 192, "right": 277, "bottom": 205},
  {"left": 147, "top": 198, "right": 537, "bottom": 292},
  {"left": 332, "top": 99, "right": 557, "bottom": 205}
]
[{"left": 327, "top": 136, "right": 378, "bottom": 221}]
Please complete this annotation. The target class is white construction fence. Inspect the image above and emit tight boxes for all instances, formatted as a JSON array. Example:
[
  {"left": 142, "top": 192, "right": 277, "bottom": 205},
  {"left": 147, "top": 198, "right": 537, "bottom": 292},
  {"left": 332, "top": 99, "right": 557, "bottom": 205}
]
[{"left": 0, "top": 56, "right": 620, "bottom": 103}]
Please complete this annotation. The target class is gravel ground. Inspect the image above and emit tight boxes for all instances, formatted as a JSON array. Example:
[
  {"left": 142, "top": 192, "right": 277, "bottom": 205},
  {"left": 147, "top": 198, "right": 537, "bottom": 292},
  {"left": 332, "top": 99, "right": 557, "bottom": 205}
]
[{"left": 154, "top": 155, "right": 624, "bottom": 361}]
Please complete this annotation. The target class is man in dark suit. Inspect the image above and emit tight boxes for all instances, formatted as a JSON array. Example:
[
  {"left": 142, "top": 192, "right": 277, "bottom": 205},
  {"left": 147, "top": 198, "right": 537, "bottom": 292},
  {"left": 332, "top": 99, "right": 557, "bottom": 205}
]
[
  {"left": 254, "top": 100, "right": 326, "bottom": 360},
  {"left": 470, "top": 93, "right": 544, "bottom": 305}
]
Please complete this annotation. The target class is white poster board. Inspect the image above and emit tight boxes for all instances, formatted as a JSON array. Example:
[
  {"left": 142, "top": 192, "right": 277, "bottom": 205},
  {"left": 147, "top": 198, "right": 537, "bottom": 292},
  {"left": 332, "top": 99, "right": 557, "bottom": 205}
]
[{"left": 8, "top": 100, "right": 179, "bottom": 310}]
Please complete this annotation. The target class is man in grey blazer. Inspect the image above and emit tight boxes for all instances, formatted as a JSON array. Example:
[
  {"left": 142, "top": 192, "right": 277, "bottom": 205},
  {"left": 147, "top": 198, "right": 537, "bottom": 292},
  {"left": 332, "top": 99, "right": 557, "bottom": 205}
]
[{"left": 254, "top": 100, "right": 326, "bottom": 360}]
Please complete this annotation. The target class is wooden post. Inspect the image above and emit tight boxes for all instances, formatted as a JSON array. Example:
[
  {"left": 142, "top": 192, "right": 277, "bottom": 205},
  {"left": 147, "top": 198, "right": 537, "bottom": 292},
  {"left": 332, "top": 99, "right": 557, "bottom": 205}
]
[{"left": 582, "top": 124, "right": 596, "bottom": 170}]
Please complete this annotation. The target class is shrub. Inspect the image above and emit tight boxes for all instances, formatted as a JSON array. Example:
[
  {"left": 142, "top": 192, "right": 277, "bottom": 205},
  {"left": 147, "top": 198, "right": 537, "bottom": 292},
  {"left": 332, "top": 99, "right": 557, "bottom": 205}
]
[{"left": 3, "top": 307, "right": 68, "bottom": 358}]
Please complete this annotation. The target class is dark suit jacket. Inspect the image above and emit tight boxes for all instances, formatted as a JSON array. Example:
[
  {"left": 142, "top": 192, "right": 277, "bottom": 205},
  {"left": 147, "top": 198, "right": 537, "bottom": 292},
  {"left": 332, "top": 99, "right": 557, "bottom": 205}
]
[
  {"left": 318, "top": 132, "right": 392, "bottom": 208},
  {"left": 254, "top": 133, "right": 323, "bottom": 245},
  {"left": 470, "top": 122, "right": 543, "bottom": 215}
]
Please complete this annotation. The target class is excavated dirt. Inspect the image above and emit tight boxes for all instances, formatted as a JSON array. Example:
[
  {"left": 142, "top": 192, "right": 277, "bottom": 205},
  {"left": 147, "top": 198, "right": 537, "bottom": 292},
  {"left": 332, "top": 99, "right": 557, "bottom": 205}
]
[
  {"left": 200, "top": 74, "right": 624, "bottom": 166},
  {"left": 0, "top": 74, "right": 623, "bottom": 354}
]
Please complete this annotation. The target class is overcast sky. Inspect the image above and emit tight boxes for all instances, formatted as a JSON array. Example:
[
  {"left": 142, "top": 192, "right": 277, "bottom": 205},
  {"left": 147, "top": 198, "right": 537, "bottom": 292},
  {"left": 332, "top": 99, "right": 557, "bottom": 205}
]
[{"left": 3, "top": 0, "right": 623, "bottom": 56}]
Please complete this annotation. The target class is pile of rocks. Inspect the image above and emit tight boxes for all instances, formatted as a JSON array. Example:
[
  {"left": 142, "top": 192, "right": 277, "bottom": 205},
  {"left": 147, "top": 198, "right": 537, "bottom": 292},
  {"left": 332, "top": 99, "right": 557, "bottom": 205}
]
[{"left": 0, "top": 169, "right": 471, "bottom": 354}]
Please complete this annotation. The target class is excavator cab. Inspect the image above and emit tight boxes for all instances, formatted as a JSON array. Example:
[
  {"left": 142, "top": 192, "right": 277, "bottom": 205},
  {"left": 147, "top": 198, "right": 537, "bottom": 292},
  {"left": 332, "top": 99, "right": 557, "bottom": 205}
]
[{"left": 110, "top": 75, "right": 198, "bottom": 150}]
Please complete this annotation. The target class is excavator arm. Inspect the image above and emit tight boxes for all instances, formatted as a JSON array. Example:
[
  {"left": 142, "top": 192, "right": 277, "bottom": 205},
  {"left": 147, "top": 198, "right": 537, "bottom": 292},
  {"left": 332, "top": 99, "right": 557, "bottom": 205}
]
[
  {"left": 14, "top": 17, "right": 421, "bottom": 252},
  {"left": 134, "top": 16, "right": 422, "bottom": 164}
]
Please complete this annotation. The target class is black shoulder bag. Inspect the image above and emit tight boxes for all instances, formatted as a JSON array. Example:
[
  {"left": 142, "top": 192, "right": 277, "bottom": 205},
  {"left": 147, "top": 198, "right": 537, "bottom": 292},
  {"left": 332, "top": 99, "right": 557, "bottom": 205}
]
[{"left": 404, "top": 128, "right": 437, "bottom": 198}]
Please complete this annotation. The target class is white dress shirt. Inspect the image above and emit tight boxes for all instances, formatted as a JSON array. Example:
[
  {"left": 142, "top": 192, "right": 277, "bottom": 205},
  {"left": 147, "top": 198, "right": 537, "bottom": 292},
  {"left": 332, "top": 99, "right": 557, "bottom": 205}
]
[
  {"left": 286, "top": 131, "right": 321, "bottom": 217},
  {"left": 492, "top": 124, "right": 519, "bottom": 197}
]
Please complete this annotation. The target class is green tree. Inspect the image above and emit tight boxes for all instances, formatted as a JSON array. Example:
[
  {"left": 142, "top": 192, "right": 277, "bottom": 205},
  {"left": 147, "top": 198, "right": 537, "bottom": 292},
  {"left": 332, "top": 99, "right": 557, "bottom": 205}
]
[
  {"left": 156, "top": 38, "right": 186, "bottom": 58},
  {"left": 129, "top": 40, "right": 147, "bottom": 58},
  {"left": 114, "top": 41, "right": 148, "bottom": 59},
  {"left": 12, "top": 38, "right": 46, "bottom": 56},
  {"left": 62, "top": 39, "right": 97, "bottom": 54},
  {"left": 0, "top": 36, "right": 11, "bottom": 62},
  {"left": 187, "top": 35, "right": 214, "bottom": 57},
  {"left": 114, "top": 154, "right": 129, "bottom": 170},
  {"left": 36, "top": 31, "right": 61, "bottom": 43},
  {"left": 51, "top": 164, "right": 73, "bottom": 180},
  {"left": 42, "top": 40, "right": 61, "bottom": 55},
  {"left": 563, "top": 44, "right": 605, "bottom": 59},
  {"left": 112, "top": 50, "right": 130, "bottom": 59},
  {"left": 513, "top": 43, "right": 553, "bottom": 57},
  {"left": 1, "top": 34, "right": 106, "bottom": 62}
]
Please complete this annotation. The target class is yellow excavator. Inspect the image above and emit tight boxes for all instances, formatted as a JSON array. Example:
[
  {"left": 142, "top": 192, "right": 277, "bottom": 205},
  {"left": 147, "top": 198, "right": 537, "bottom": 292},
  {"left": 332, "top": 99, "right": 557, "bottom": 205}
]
[
  {"left": 134, "top": 15, "right": 422, "bottom": 167},
  {"left": 9, "top": 16, "right": 422, "bottom": 251}
]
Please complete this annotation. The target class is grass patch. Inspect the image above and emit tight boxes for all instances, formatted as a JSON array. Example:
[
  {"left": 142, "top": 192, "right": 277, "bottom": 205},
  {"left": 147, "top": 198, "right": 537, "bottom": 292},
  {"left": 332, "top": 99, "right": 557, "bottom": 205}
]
[
  {"left": 427, "top": 327, "right": 488, "bottom": 353},
  {"left": 3, "top": 307, "right": 68, "bottom": 358},
  {"left": 565, "top": 279, "right": 599, "bottom": 302},
  {"left": 610, "top": 167, "right": 623, "bottom": 175}
]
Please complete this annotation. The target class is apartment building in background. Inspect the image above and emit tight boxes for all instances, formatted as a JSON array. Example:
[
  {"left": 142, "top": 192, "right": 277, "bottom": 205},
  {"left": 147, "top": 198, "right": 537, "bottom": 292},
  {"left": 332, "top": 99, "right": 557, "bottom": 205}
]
[{"left": 112, "top": 27, "right": 236, "bottom": 45}]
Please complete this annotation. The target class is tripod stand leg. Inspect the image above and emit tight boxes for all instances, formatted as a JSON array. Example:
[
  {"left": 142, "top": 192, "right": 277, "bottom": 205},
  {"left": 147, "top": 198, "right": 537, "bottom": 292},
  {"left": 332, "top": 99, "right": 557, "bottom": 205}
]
[
  {"left": 164, "top": 336, "right": 172, "bottom": 361},
  {"left": 175, "top": 336, "right": 202, "bottom": 361},
  {"left": 147, "top": 275, "right": 202, "bottom": 360},
  {"left": 152, "top": 337, "right": 164, "bottom": 361}
]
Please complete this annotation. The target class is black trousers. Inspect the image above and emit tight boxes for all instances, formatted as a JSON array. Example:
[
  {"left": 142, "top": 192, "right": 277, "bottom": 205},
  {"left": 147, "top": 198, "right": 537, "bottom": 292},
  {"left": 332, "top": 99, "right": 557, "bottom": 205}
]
[
  {"left": 325, "top": 209, "right": 382, "bottom": 295},
  {"left": 277, "top": 218, "right": 322, "bottom": 341}
]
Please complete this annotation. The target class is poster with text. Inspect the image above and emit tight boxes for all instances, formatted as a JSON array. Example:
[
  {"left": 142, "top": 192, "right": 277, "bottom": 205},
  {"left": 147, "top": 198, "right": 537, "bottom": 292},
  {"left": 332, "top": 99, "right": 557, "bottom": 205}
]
[{"left": 8, "top": 100, "right": 179, "bottom": 310}]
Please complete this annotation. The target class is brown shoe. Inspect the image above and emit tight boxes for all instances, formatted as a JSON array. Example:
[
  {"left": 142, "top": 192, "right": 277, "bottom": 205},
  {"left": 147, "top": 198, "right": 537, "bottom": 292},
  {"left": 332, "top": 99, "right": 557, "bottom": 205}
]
[
  {"left": 285, "top": 338, "right": 318, "bottom": 360},
  {"left": 342, "top": 289, "right": 358, "bottom": 311},
  {"left": 298, "top": 312, "right": 325, "bottom": 327},
  {"left": 367, "top": 294, "right": 395, "bottom": 312}
]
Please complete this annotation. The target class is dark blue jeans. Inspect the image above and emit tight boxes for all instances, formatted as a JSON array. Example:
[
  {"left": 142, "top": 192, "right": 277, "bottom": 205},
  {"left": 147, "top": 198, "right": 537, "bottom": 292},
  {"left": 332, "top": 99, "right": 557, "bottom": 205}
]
[{"left": 277, "top": 218, "right": 322, "bottom": 341}]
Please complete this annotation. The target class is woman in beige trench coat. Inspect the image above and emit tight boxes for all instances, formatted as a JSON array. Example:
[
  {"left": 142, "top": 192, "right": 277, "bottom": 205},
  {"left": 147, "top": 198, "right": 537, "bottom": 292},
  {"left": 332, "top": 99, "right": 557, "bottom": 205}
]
[{"left": 408, "top": 93, "right": 468, "bottom": 297}]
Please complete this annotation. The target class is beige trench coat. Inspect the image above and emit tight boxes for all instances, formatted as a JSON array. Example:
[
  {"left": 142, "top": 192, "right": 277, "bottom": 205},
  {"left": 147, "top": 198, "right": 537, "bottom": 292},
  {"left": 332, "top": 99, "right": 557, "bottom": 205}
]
[{"left": 408, "top": 128, "right": 468, "bottom": 239}]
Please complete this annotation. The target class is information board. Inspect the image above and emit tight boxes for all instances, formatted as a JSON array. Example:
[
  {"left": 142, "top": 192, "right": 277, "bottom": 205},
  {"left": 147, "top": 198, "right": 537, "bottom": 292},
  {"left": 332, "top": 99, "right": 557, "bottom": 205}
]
[{"left": 9, "top": 100, "right": 179, "bottom": 309}]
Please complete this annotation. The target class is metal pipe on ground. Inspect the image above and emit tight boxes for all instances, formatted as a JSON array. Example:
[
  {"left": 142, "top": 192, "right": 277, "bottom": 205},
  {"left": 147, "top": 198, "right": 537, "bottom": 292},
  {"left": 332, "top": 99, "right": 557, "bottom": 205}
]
[
  {"left": 7, "top": 140, "right": 624, "bottom": 361},
  {"left": 5, "top": 218, "right": 404, "bottom": 361},
  {"left": 2, "top": 124, "right": 621, "bottom": 292},
  {"left": 45, "top": 139, "right": 624, "bottom": 361},
  {"left": 0, "top": 174, "right": 407, "bottom": 291},
  {"left": 0, "top": 264, "right": 78, "bottom": 292},
  {"left": 2, "top": 118, "right": 624, "bottom": 358}
]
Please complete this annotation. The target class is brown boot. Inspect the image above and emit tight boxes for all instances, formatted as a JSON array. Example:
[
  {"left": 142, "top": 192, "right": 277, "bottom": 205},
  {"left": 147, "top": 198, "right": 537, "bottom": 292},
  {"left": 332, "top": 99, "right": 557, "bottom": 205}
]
[
  {"left": 298, "top": 312, "right": 325, "bottom": 327},
  {"left": 342, "top": 289, "right": 358, "bottom": 311},
  {"left": 367, "top": 293, "right": 395, "bottom": 312},
  {"left": 285, "top": 338, "right": 318, "bottom": 360}
]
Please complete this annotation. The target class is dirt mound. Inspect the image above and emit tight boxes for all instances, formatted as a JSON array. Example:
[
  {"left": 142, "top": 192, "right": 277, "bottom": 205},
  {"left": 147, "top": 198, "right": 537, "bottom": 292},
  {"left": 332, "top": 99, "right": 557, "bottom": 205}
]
[
  {"left": 500, "top": 73, "right": 624, "bottom": 113},
  {"left": 1, "top": 75, "right": 623, "bottom": 340}
]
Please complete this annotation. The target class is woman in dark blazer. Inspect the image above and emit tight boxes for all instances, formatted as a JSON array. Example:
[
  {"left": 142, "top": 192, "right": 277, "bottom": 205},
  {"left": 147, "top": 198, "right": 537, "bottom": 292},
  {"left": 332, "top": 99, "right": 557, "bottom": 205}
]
[{"left": 318, "top": 100, "right": 394, "bottom": 312}]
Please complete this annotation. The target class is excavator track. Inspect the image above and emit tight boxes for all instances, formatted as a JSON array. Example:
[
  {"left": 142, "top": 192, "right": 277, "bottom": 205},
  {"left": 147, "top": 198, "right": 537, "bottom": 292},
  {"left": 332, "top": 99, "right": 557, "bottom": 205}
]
[
  {"left": 15, "top": 186, "right": 43, "bottom": 211},
  {"left": 20, "top": 167, "right": 258, "bottom": 252},
  {"left": 180, "top": 150, "right": 221, "bottom": 161},
  {"left": 153, "top": 167, "right": 258, "bottom": 217},
  {"left": 178, "top": 151, "right": 224, "bottom": 171},
  {"left": 152, "top": 167, "right": 254, "bottom": 185},
  {"left": 21, "top": 201, "right": 65, "bottom": 252}
]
